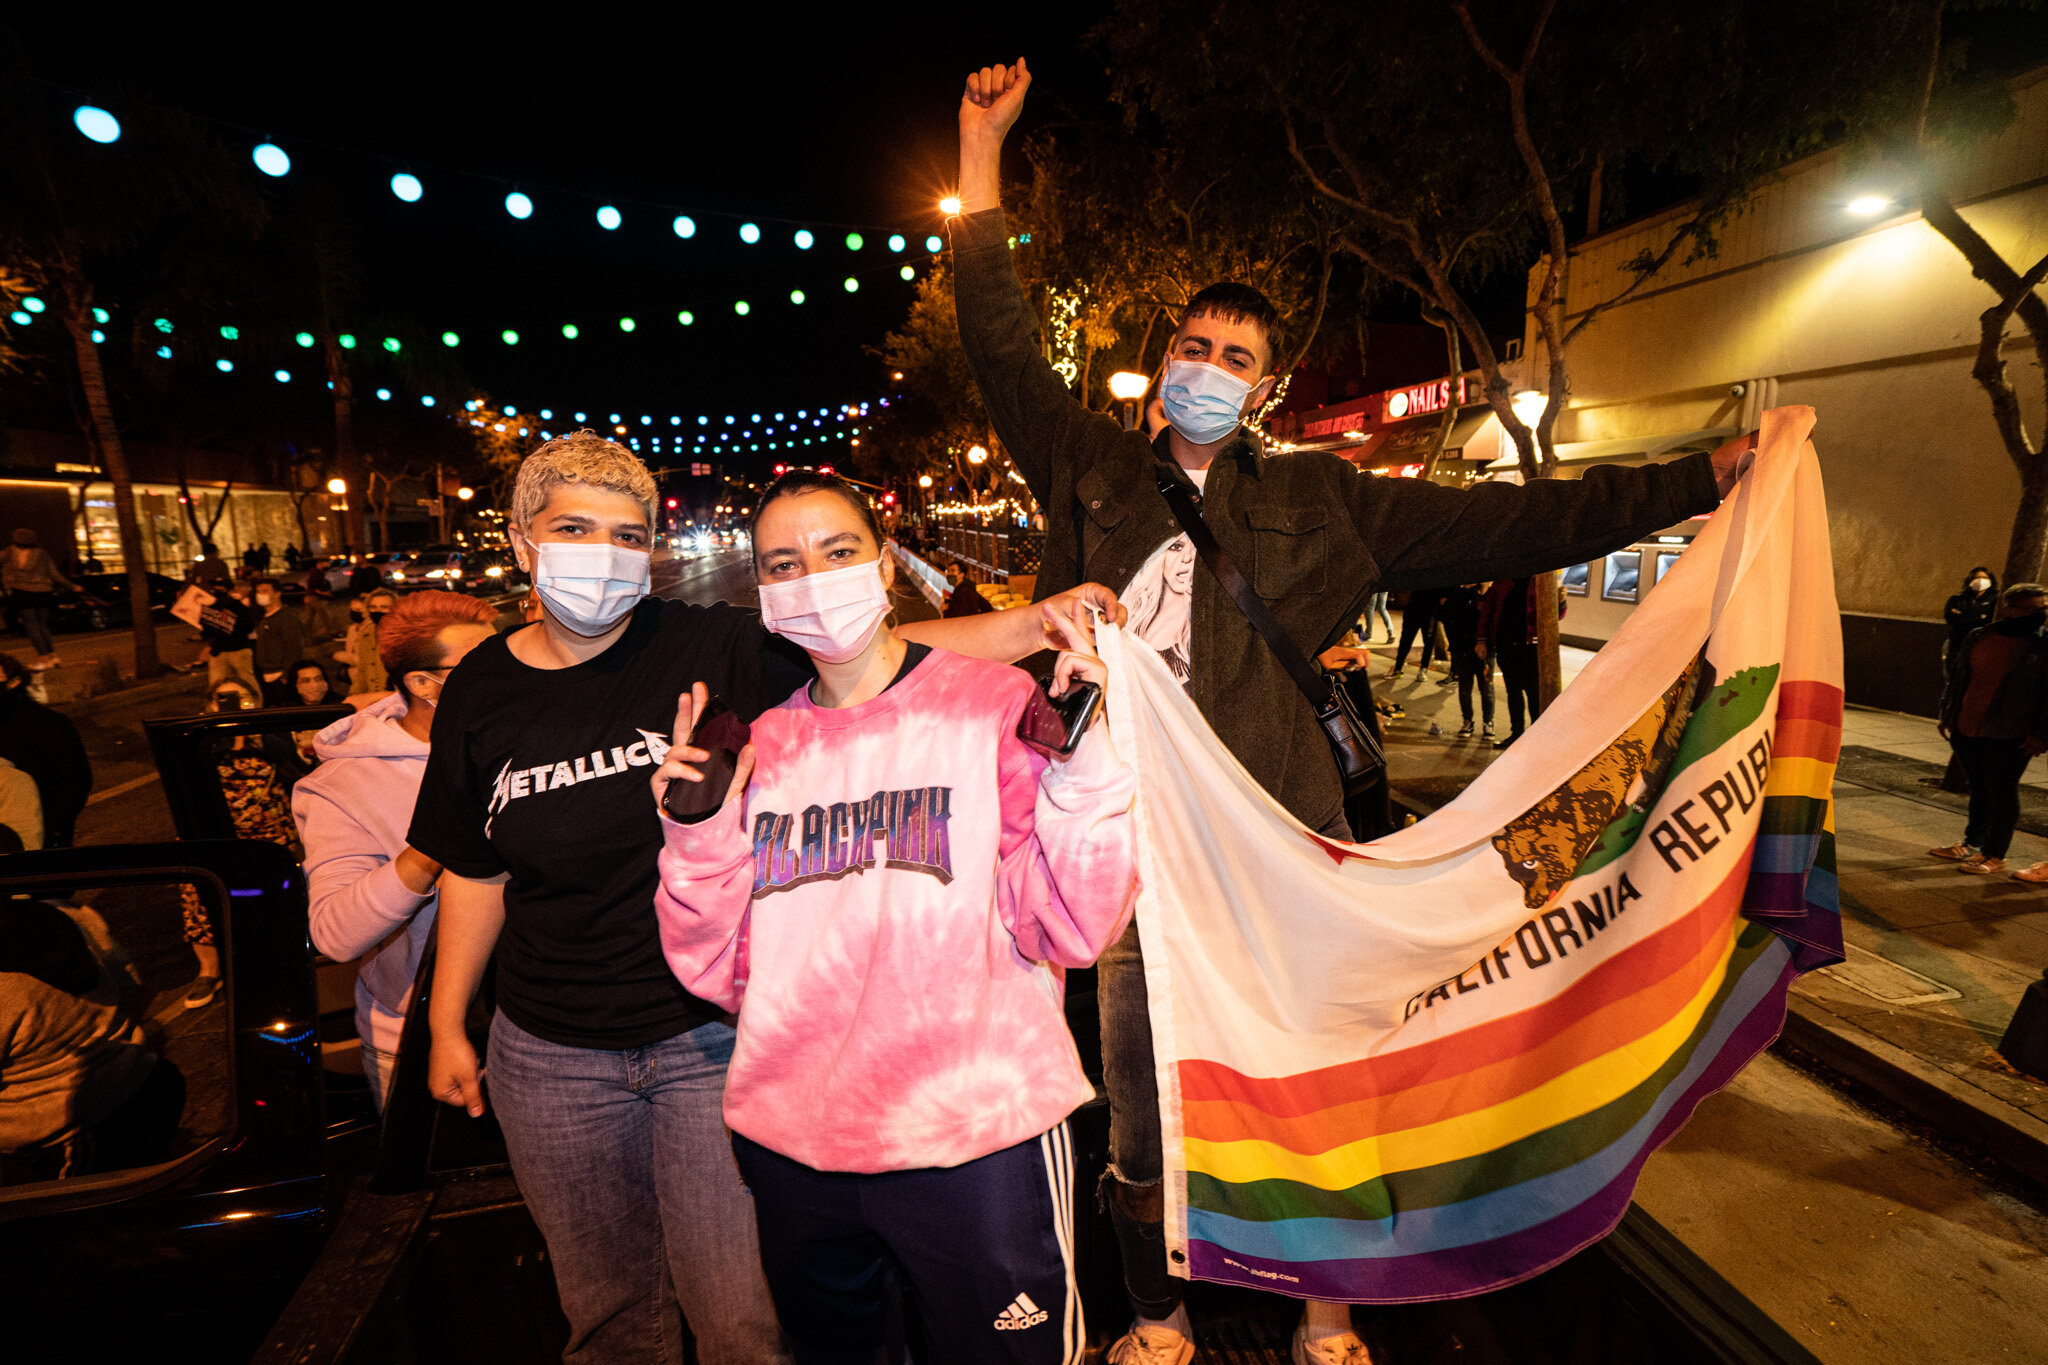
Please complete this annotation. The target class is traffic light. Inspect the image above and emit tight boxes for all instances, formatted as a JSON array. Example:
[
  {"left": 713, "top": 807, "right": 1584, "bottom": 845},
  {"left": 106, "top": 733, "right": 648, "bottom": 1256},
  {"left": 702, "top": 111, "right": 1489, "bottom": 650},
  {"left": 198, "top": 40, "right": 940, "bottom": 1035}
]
[
  {"left": 882, "top": 492, "right": 896, "bottom": 505},
  {"left": 774, "top": 463, "right": 788, "bottom": 475},
  {"left": 666, "top": 498, "right": 678, "bottom": 508}
]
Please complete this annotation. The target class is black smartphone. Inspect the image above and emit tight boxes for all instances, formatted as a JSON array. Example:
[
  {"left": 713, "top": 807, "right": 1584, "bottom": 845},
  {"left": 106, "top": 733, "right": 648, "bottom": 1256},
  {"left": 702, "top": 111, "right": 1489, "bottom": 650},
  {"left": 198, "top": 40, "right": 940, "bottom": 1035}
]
[
  {"left": 659, "top": 695, "right": 752, "bottom": 824},
  {"left": 1018, "top": 678, "right": 1103, "bottom": 758}
]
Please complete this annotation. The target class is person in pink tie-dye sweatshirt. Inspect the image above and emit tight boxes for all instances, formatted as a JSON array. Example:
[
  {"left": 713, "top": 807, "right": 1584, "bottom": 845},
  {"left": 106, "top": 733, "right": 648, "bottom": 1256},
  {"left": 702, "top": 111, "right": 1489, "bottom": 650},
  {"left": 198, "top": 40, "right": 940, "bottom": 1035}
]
[{"left": 652, "top": 470, "right": 1138, "bottom": 1365}]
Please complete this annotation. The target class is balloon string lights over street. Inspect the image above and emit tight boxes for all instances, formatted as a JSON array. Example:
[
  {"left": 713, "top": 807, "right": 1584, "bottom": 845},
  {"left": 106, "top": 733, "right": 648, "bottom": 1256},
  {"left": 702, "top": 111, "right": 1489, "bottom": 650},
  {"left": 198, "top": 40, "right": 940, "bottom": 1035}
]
[{"left": 59, "top": 97, "right": 970, "bottom": 249}]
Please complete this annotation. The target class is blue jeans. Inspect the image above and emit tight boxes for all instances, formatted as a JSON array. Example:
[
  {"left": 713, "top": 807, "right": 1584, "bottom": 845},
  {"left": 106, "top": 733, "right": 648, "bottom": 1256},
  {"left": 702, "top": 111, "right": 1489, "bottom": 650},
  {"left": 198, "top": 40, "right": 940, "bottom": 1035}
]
[{"left": 487, "top": 1010, "right": 790, "bottom": 1364}]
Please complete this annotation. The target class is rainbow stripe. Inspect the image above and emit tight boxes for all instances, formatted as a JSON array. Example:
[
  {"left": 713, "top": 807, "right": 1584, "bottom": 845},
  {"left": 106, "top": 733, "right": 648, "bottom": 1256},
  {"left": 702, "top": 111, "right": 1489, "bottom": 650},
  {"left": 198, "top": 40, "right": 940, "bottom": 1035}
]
[{"left": 1176, "top": 673, "right": 1844, "bottom": 1302}]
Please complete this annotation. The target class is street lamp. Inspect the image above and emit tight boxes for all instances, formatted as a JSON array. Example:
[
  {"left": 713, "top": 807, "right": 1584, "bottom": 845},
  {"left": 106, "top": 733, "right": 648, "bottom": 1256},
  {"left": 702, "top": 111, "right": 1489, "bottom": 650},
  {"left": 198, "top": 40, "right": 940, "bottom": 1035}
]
[
  {"left": 457, "top": 487, "right": 474, "bottom": 501},
  {"left": 326, "top": 478, "right": 347, "bottom": 495},
  {"left": 918, "top": 474, "right": 933, "bottom": 488},
  {"left": 1108, "top": 371, "right": 1150, "bottom": 430},
  {"left": 1511, "top": 390, "right": 1548, "bottom": 427},
  {"left": 967, "top": 445, "right": 987, "bottom": 464},
  {"left": 939, "top": 195, "right": 963, "bottom": 216},
  {"left": 1847, "top": 194, "right": 1890, "bottom": 217}
]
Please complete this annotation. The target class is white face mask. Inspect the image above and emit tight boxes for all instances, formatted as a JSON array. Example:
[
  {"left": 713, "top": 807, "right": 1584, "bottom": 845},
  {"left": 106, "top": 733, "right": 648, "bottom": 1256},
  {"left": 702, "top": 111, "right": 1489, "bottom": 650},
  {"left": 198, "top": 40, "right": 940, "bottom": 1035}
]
[
  {"left": 529, "top": 541, "right": 651, "bottom": 636},
  {"left": 1971, "top": 577, "right": 1992, "bottom": 592},
  {"left": 1160, "top": 358, "right": 1258, "bottom": 446},
  {"left": 757, "top": 558, "right": 891, "bottom": 664}
]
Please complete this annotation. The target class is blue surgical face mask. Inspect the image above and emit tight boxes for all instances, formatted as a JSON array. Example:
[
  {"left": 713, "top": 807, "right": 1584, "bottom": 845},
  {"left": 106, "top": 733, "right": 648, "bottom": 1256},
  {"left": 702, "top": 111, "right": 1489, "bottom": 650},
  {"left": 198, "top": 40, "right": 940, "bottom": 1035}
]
[
  {"left": 1160, "top": 359, "right": 1258, "bottom": 446},
  {"left": 530, "top": 541, "right": 651, "bottom": 636}
]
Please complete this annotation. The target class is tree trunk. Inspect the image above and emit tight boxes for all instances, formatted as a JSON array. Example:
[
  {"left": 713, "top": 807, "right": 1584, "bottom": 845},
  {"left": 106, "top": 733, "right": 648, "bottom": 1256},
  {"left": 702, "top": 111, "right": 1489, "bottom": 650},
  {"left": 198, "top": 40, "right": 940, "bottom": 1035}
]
[
  {"left": 2006, "top": 467, "right": 2048, "bottom": 587},
  {"left": 323, "top": 337, "right": 367, "bottom": 555},
  {"left": 1419, "top": 307, "right": 1463, "bottom": 483},
  {"left": 1534, "top": 571, "right": 1562, "bottom": 713},
  {"left": 56, "top": 264, "right": 160, "bottom": 678}
]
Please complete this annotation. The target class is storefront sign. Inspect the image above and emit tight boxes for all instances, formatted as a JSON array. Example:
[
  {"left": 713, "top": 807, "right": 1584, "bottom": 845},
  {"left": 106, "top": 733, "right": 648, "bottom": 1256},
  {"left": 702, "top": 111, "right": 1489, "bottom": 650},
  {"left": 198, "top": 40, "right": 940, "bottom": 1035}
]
[{"left": 1386, "top": 375, "right": 1469, "bottom": 421}]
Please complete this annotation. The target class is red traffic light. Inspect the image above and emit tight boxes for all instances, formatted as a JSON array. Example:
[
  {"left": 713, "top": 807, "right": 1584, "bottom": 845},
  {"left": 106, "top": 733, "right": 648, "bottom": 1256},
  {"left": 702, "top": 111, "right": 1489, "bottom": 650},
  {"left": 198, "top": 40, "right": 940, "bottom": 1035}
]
[
  {"left": 882, "top": 492, "right": 895, "bottom": 505},
  {"left": 666, "top": 498, "right": 678, "bottom": 508}
]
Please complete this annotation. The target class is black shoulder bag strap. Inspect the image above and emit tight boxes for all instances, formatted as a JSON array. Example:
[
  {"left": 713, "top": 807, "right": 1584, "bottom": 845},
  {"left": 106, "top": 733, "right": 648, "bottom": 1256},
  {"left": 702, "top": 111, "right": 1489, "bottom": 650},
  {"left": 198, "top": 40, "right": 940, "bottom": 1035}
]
[{"left": 1154, "top": 470, "right": 1385, "bottom": 792}]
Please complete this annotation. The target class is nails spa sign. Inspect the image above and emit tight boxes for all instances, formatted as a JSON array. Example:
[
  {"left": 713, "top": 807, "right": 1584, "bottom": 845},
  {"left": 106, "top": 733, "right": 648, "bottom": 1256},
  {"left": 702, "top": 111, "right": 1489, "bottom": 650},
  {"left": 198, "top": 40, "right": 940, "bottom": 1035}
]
[{"left": 1384, "top": 375, "right": 1471, "bottom": 420}]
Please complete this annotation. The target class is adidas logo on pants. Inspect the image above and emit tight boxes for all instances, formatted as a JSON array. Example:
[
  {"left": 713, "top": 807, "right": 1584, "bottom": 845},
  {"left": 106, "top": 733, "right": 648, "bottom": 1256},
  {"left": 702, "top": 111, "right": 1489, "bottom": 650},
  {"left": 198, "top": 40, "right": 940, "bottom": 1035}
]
[
  {"left": 734, "top": 1122, "right": 1082, "bottom": 1363},
  {"left": 995, "top": 1292, "right": 1051, "bottom": 1331}
]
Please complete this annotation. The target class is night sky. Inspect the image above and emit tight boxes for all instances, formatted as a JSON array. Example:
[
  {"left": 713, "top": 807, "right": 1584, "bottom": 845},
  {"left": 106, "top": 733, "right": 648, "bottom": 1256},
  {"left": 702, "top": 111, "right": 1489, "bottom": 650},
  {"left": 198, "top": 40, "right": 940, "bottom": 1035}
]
[{"left": 7, "top": 9, "right": 1117, "bottom": 434}]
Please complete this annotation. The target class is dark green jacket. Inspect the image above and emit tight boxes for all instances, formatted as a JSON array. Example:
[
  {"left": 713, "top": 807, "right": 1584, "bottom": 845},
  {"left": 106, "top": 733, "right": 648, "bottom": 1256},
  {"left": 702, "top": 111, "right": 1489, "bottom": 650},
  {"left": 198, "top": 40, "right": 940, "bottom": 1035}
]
[{"left": 952, "top": 208, "right": 1719, "bottom": 831}]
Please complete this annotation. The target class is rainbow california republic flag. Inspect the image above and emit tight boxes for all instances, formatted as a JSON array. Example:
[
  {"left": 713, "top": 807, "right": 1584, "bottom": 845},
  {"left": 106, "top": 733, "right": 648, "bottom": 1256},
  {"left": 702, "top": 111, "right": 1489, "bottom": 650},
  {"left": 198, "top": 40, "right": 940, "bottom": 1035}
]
[{"left": 1095, "top": 405, "right": 1842, "bottom": 1303}]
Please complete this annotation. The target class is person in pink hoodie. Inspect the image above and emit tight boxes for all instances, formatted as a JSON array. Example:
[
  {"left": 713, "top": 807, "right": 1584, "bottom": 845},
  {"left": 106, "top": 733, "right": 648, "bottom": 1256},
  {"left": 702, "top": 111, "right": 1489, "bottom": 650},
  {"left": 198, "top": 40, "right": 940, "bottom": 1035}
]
[
  {"left": 291, "top": 590, "right": 499, "bottom": 1110},
  {"left": 652, "top": 470, "right": 1138, "bottom": 1365}
]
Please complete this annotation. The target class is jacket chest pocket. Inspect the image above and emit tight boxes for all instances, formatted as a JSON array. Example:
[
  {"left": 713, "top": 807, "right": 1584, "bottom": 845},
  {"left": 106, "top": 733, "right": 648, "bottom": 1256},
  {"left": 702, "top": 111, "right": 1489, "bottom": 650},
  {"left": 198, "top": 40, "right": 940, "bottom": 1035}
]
[
  {"left": 1248, "top": 506, "right": 1327, "bottom": 599},
  {"left": 1075, "top": 467, "right": 1129, "bottom": 573}
]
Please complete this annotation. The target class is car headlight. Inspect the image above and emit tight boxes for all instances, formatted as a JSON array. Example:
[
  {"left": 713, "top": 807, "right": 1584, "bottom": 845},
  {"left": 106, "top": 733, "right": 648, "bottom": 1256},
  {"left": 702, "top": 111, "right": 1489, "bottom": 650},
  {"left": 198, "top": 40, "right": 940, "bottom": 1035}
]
[
  {"left": 426, "top": 569, "right": 447, "bottom": 578},
  {"left": 391, "top": 571, "right": 405, "bottom": 580},
  {"left": 485, "top": 566, "right": 503, "bottom": 577}
]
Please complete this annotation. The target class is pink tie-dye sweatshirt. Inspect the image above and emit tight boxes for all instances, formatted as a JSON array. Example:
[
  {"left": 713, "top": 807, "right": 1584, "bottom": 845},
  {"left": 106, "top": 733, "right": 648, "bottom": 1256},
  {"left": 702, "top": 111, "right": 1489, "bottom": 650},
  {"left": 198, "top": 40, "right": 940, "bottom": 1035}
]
[{"left": 654, "top": 647, "right": 1138, "bottom": 1173}]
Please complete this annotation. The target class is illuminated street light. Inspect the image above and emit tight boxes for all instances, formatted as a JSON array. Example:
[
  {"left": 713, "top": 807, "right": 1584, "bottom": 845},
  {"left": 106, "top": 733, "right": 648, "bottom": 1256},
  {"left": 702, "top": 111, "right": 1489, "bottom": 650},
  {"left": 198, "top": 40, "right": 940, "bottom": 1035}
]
[
  {"left": 457, "top": 487, "right": 475, "bottom": 501},
  {"left": 1109, "top": 370, "right": 1151, "bottom": 431},
  {"left": 327, "top": 478, "right": 348, "bottom": 494},
  {"left": 1511, "top": 389, "right": 1548, "bottom": 426},
  {"left": 939, "top": 196, "right": 964, "bottom": 216},
  {"left": 1847, "top": 195, "right": 1890, "bottom": 217},
  {"left": 967, "top": 445, "right": 988, "bottom": 464}
]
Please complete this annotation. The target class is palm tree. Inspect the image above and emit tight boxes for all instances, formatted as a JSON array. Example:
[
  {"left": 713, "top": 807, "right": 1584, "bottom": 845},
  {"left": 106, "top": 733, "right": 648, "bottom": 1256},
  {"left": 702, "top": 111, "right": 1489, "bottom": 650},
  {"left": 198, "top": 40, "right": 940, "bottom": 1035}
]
[{"left": 0, "top": 83, "right": 263, "bottom": 677}]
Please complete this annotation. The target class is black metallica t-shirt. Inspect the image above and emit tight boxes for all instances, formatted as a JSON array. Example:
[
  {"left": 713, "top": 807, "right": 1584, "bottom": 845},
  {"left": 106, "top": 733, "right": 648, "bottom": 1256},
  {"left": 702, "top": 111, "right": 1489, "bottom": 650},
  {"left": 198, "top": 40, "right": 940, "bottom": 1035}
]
[{"left": 408, "top": 597, "right": 813, "bottom": 1049}]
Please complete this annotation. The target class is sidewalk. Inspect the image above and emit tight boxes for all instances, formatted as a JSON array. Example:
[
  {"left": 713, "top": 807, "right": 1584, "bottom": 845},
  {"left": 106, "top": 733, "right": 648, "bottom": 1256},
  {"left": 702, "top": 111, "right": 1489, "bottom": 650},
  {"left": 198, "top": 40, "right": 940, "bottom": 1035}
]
[{"left": 1364, "top": 626, "right": 2048, "bottom": 1187}]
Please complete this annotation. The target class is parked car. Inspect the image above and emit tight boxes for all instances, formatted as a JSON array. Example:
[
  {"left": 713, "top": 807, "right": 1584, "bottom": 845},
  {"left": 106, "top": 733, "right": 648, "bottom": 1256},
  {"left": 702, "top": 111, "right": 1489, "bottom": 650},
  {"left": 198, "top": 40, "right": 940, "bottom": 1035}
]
[
  {"left": 2, "top": 571, "right": 181, "bottom": 634},
  {"left": 457, "top": 549, "right": 527, "bottom": 593},
  {"left": 395, "top": 550, "right": 465, "bottom": 585}
]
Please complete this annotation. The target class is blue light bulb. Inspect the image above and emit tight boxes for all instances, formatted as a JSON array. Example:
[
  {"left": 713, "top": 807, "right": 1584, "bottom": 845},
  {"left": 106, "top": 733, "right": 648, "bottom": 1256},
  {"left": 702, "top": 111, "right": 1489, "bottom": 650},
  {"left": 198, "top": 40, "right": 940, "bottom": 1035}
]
[
  {"left": 674, "top": 215, "right": 696, "bottom": 238},
  {"left": 390, "top": 173, "right": 424, "bottom": 203},
  {"left": 596, "top": 205, "right": 622, "bottom": 231},
  {"left": 252, "top": 143, "right": 291, "bottom": 177},
  {"left": 505, "top": 191, "right": 534, "bottom": 220},
  {"left": 73, "top": 106, "right": 121, "bottom": 144}
]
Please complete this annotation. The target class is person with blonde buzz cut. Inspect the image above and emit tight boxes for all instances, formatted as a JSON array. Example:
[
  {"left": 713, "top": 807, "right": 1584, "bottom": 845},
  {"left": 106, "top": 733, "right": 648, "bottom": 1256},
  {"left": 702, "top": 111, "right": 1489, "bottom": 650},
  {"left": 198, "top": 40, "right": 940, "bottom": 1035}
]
[{"left": 407, "top": 430, "right": 1127, "bottom": 1363}]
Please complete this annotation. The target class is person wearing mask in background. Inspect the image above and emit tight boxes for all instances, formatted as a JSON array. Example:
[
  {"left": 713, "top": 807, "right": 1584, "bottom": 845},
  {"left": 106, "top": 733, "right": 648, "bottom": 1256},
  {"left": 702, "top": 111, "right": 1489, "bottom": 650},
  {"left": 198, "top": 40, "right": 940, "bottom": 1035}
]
[
  {"left": 293, "top": 591, "right": 499, "bottom": 1110},
  {"left": 1931, "top": 582, "right": 2048, "bottom": 878},
  {"left": 177, "top": 678, "right": 307, "bottom": 1010},
  {"left": 1439, "top": 582, "right": 1495, "bottom": 741},
  {"left": 0, "top": 652, "right": 91, "bottom": 848},
  {"left": 1946, "top": 566, "right": 2000, "bottom": 665},
  {"left": 1390, "top": 587, "right": 1444, "bottom": 682},
  {"left": 953, "top": 59, "right": 1755, "bottom": 1365},
  {"left": 190, "top": 540, "right": 233, "bottom": 589},
  {"left": 410, "top": 432, "right": 1124, "bottom": 1364},
  {"left": 5, "top": 528, "right": 81, "bottom": 673},
  {"left": 251, "top": 578, "right": 305, "bottom": 700},
  {"left": 652, "top": 471, "right": 1136, "bottom": 1363},
  {"left": 941, "top": 558, "right": 995, "bottom": 617},
  {"left": 335, "top": 589, "right": 395, "bottom": 695},
  {"left": 288, "top": 659, "right": 343, "bottom": 707},
  {"left": 0, "top": 894, "right": 185, "bottom": 1185}
]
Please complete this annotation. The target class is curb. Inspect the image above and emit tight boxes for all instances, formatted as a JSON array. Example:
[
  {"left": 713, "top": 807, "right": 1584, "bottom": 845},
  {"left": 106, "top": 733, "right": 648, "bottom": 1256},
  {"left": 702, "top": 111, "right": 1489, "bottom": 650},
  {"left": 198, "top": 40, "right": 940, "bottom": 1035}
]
[
  {"left": 1777, "top": 994, "right": 2048, "bottom": 1188},
  {"left": 54, "top": 670, "right": 211, "bottom": 720}
]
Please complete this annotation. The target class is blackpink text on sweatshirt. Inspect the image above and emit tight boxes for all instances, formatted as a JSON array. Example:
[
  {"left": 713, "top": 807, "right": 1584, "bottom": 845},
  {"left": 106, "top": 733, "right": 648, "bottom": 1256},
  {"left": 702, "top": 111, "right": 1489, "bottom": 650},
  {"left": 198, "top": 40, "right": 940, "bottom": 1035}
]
[{"left": 654, "top": 647, "right": 1138, "bottom": 1173}]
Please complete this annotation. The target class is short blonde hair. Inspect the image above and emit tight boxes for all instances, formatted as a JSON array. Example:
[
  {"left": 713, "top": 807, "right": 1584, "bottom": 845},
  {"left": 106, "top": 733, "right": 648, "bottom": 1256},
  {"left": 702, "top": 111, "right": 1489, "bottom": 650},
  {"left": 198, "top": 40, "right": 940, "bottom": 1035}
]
[{"left": 512, "top": 430, "right": 657, "bottom": 529}]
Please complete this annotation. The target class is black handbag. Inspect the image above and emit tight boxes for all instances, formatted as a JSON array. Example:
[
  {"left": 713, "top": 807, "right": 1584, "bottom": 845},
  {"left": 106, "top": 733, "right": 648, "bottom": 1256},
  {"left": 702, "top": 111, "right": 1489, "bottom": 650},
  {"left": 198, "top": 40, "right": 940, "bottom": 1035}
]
[{"left": 1155, "top": 471, "right": 1386, "bottom": 794}]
